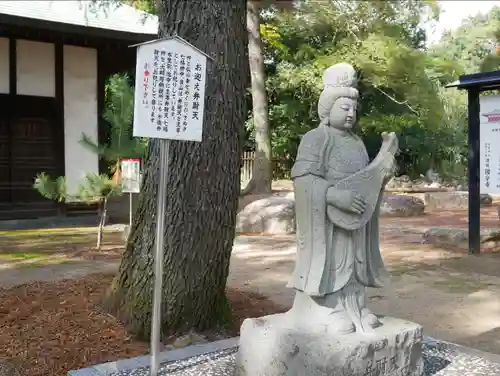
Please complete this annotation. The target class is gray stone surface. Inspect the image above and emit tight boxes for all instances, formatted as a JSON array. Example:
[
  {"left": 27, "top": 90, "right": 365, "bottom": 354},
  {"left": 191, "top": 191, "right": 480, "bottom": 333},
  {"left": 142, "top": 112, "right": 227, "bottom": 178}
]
[
  {"left": 424, "top": 192, "right": 492, "bottom": 211},
  {"left": 380, "top": 195, "right": 425, "bottom": 217},
  {"left": 235, "top": 196, "right": 295, "bottom": 234},
  {"left": 122, "top": 225, "right": 131, "bottom": 242},
  {"left": 237, "top": 314, "right": 424, "bottom": 376},
  {"left": 422, "top": 227, "right": 500, "bottom": 249},
  {"left": 284, "top": 62, "right": 400, "bottom": 339},
  {"left": 0, "top": 361, "right": 21, "bottom": 376},
  {"left": 71, "top": 337, "right": 500, "bottom": 375},
  {"left": 68, "top": 338, "right": 239, "bottom": 376}
]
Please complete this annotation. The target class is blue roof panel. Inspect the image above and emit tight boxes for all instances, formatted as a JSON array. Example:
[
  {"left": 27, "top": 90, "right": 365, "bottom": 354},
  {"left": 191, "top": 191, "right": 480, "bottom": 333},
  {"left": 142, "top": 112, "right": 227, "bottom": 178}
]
[{"left": 446, "top": 70, "right": 500, "bottom": 90}]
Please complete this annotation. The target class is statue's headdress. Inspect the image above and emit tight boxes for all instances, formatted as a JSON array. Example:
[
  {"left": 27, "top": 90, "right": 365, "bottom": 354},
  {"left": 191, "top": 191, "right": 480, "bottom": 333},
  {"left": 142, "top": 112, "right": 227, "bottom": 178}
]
[{"left": 317, "top": 63, "right": 359, "bottom": 124}]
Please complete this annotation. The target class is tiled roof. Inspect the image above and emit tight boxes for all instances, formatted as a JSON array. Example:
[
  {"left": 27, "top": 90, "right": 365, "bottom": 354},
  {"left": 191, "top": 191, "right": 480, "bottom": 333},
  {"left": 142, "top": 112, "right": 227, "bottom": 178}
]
[{"left": 0, "top": 0, "right": 158, "bottom": 35}]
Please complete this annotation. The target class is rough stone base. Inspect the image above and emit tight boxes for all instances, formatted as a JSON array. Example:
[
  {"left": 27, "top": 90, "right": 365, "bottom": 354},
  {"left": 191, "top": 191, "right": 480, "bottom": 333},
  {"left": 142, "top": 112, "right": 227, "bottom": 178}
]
[
  {"left": 236, "top": 314, "right": 424, "bottom": 376},
  {"left": 424, "top": 191, "right": 492, "bottom": 210},
  {"left": 236, "top": 196, "right": 296, "bottom": 235},
  {"left": 422, "top": 227, "right": 500, "bottom": 251}
]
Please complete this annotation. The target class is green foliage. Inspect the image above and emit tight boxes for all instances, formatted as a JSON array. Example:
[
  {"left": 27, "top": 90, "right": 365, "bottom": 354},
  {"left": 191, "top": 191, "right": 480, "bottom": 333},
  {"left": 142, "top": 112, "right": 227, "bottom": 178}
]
[
  {"left": 125, "top": 0, "right": 156, "bottom": 13},
  {"left": 89, "top": 0, "right": 156, "bottom": 16},
  {"left": 33, "top": 173, "right": 68, "bottom": 203},
  {"left": 77, "top": 173, "right": 123, "bottom": 202},
  {"left": 34, "top": 171, "right": 122, "bottom": 249},
  {"left": 80, "top": 74, "right": 147, "bottom": 167},
  {"left": 480, "top": 53, "right": 500, "bottom": 73},
  {"left": 429, "top": 7, "right": 500, "bottom": 74},
  {"left": 250, "top": 0, "right": 469, "bottom": 179},
  {"left": 33, "top": 172, "right": 122, "bottom": 203}
]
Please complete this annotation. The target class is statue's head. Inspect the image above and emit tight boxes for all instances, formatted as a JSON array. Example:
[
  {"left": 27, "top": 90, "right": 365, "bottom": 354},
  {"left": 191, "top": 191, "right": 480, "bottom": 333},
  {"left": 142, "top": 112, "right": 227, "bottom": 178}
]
[{"left": 317, "top": 63, "right": 359, "bottom": 130}]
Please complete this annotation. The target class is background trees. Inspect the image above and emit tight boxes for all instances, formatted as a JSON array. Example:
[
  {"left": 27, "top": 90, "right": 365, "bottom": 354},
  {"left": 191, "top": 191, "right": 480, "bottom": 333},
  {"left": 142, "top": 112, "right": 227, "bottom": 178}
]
[
  {"left": 115, "top": 0, "right": 500, "bottom": 183},
  {"left": 255, "top": 0, "right": 450, "bottom": 178},
  {"left": 86, "top": 0, "right": 500, "bottom": 339}
]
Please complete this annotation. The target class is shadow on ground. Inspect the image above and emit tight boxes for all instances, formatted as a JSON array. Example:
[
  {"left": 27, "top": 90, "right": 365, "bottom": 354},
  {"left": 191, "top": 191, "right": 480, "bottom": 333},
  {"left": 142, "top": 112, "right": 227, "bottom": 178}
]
[{"left": 229, "top": 235, "right": 500, "bottom": 354}]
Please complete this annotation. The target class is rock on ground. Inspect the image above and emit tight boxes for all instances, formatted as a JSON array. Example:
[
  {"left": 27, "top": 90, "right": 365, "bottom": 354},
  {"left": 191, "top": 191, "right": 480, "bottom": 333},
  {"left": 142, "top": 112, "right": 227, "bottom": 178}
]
[
  {"left": 380, "top": 195, "right": 425, "bottom": 217},
  {"left": 236, "top": 196, "right": 295, "bottom": 234},
  {"left": 422, "top": 227, "right": 500, "bottom": 249},
  {"left": 425, "top": 191, "right": 493, "bottom": 211},
  {"left": 385, "top": 174, "right": 467, "bottom": 191}
]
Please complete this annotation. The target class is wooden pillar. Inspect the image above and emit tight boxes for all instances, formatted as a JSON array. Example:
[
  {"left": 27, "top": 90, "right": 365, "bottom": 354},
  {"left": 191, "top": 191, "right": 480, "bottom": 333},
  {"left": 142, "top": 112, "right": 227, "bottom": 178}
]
[
  {"left": 7, "top": 38, "right": 15, "bottom": 205},
  {"left": 467, "top": 88, "right": 481, "bottom": 255},
  {"left": 54, "top": 43, "right": 65, "bottom": 177},
  {"left": 97, "top": 47, "right": 107, "bottom": 175},
  {"left": 55, "top": 42, "right": 67, "bottom": 215}
]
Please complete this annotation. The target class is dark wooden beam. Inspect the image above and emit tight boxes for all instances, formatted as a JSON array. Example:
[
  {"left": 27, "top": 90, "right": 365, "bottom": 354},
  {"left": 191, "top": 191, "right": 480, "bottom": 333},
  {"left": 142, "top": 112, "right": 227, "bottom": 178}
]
[
  {"left": 55, "top": 43, "right": 67, "bottom": 215},
  {"left": 8, "top": 38, "right": 15, "bottom": 95},
  {"left": 6, "top": 38, "right": 15, "bottom": 204},
  {"left": 467, "top": 89, "right": 481, "bottom": 255},
  {"left": 97, "top": 49, "right": 107, "bottom": 175},
  {"left": 54, "top": 43, "right": 65, "bottom": 178}
]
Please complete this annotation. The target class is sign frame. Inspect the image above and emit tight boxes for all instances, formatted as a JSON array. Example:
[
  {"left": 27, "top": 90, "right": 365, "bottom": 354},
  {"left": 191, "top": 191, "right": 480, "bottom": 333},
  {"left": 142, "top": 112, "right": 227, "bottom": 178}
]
[{"left": 120, "top": 158, "right": 142, "bottom": 194}]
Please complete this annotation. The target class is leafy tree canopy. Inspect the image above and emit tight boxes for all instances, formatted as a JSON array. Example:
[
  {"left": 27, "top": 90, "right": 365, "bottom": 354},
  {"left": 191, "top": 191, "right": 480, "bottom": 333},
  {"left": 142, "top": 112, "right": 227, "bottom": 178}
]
[
  {"left": 254, "top": 0, "right": 467, "bottom": 178},
  {"left": 429, "top": 6, "right": 500, "bottom": 74}
]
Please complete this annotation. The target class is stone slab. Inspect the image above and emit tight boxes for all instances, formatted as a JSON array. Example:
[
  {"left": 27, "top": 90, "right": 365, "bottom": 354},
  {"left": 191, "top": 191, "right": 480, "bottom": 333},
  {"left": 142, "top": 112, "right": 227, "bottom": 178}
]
[
  {"left": 237, "top": 314, "right": 423, "bottom": 376},
  {"left": 68, "top": 336, "right": 500, "bottom": 376},
  {"left": 67, "top": 338, "right": 238, "bottom": 376}
]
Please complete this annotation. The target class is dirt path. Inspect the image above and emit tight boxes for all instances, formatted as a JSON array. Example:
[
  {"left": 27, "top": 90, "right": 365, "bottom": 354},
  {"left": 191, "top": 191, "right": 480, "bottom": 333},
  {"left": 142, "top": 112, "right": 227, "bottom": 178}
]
[
  {"left": 228, "top": 233, "right": 500, "bottom": 355},
  {"left": 2, "top": 223, "right": 500, "bottom": 355}
]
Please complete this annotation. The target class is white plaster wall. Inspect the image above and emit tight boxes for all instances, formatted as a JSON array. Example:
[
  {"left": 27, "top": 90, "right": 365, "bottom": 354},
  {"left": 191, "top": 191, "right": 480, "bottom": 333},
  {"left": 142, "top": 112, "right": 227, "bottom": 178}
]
[
  {"left": 0, "top": 38, "right": 9, "bottom": 94},
  {"left": 63, "top": 45, "right": 99, "bottom": 196},
  {"left": 17, "top": 39, "right": 55, "bottom": 97}
]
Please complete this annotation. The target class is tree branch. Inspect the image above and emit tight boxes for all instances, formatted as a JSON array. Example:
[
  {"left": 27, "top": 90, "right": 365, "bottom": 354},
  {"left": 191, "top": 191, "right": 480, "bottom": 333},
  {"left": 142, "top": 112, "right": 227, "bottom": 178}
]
[{"left": 372, "top": 85, "right": 419, "bottom": 114}]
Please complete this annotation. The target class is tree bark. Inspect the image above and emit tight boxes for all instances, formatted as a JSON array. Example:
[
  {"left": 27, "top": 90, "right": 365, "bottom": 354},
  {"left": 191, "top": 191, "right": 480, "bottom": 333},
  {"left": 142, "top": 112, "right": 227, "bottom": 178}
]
[
  {"left": 243, "top": 0, "right": 272, "bottom": 195},
  {"left": 104, "top": 0, "right": 249, "bottom": 339}
]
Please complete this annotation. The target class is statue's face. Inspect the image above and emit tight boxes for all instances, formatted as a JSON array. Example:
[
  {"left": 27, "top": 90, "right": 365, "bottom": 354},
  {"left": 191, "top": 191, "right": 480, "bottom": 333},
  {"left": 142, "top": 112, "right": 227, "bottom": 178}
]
[{"left": 328, "top": 97, "right": 357, "bottom": 130}]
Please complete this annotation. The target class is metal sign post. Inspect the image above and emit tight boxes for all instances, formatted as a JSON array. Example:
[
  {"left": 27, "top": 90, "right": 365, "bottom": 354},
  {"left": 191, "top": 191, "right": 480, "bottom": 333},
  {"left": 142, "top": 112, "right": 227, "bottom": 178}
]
[
  {"left": 150, "top": 139, "right": 169, "bottom": 376},
  {"left": 130, "top": 35, "right": 211, "bottom": 376},
  {"left": 129, "top": 192, "right": 133, "bottom": 227}
]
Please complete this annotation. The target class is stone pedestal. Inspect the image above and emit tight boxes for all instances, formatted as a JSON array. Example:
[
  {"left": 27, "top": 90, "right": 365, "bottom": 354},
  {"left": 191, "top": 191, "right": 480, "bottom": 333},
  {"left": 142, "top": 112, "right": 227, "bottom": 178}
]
[{"left": 236, "top": 313, "right": 424, "bottom": 376}]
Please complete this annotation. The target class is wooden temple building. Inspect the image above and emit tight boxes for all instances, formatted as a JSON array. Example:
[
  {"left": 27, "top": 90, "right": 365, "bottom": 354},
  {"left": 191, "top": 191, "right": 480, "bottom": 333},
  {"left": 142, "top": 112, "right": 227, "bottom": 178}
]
[{"left": 0, "top": 1, "right": 157, "bottom": 220}]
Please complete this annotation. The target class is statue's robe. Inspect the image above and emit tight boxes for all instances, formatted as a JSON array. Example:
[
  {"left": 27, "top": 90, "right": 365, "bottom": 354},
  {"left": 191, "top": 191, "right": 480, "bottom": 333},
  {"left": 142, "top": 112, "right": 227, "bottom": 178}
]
[{"left": 289, "top": 126, "right": 389, "bottom": 297}]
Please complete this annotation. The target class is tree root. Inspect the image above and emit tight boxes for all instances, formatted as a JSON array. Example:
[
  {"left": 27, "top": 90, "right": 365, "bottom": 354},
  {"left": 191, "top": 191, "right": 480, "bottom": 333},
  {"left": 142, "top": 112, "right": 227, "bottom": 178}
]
[{"left": 240, "top": 177, "right": 256, "bottom": 196}]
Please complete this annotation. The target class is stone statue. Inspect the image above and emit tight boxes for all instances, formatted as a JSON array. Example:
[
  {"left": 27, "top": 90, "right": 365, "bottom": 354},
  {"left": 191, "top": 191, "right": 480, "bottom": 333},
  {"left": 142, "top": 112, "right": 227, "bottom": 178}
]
[
  {"left": 236, "top": 63, "right": 424, "bottom": 376},
  {"left": 287, "top": 62, "right": 398, "bottom": 334}
]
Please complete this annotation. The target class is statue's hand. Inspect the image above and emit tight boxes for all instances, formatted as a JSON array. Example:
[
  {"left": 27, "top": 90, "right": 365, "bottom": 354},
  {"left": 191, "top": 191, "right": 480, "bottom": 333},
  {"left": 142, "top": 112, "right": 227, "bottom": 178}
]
[
  {"left": 381, "top": 152, "right": 397, "bottom": 179},
  {"left": 326, "top": 188, "right": 366, "bottom": 214}
]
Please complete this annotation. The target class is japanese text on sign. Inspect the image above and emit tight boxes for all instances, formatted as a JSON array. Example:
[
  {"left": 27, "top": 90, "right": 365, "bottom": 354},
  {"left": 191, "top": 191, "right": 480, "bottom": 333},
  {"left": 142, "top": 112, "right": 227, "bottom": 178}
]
[
  {"left": 133, "top": 37, "right": 208, "bottom": 142},
  {"left": 480, "top": 95, "right": 500, "bottom": 194},
  {"left": 120, "top": 159, "right": 141, "bottom": 193}
]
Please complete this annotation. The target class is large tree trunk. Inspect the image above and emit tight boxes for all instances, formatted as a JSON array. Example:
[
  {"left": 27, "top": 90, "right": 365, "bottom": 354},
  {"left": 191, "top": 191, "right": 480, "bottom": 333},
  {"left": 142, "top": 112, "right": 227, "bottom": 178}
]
[
  {"left": 242, "top": 0, "right": 272, "bottom": 195},
  {"left": 104, "top": 0, "right": 249, "bottom": 339}
]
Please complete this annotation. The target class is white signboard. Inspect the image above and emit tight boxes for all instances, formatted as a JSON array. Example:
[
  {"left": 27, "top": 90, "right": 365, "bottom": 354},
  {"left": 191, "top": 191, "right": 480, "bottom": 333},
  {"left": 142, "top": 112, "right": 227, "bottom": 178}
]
[
  {"left": 480, "top": 95, "right": 500, "bottom": 194},
  {"left": 121, "top": 158, "right": 141, "bottom": 193},
  {"left": 132, "top": 37, "right": 207, "bottom": 142}
]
